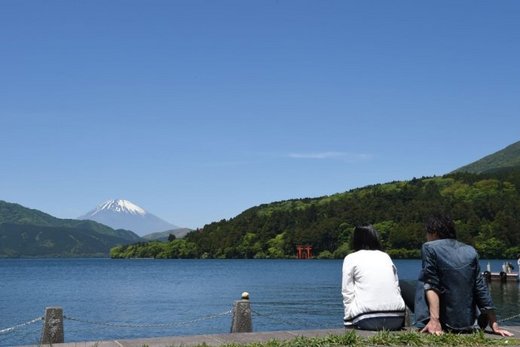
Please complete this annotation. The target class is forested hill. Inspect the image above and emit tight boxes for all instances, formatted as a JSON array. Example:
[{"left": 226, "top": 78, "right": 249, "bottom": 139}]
[
  {"left": 111, "top": 169, "right": 520, "bottom": 259},
  {"left": 0, "top": 200, "right": 141, "bottom": 257},
  {"left": 454, "top": 141, "right": 520, "bottom": 174}
]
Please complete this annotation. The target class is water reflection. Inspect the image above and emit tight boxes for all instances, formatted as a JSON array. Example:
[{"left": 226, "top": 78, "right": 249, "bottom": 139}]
[{"left": 487, "top": 280, "right": 520, "bottom": 325}]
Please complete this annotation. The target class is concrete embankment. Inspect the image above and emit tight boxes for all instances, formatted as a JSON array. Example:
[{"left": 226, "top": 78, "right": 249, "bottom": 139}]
[{"left": 22, "top": 326, "right": 520, "bottom": 347}]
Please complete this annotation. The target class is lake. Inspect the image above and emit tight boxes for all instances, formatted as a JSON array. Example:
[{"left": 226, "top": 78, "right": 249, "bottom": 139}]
[{"left": 1, "top": 258, "right": 519, "bottom": 346}]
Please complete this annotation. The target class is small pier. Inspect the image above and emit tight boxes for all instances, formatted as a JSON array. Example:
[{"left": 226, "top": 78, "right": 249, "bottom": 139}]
[
  {"left": 483, "top": 271, "right": 519, "bottom": 282},
  {"left": 482, "top": 261, "right": 519, "bottom": 282}
]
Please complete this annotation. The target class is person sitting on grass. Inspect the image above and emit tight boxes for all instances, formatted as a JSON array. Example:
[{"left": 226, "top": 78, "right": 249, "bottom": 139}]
[
  {"left": 411, "top": 215, "right": 513, "bottom": 336},
  {"left": 342, "top": 225, "right": 406, "bottom": 330}
]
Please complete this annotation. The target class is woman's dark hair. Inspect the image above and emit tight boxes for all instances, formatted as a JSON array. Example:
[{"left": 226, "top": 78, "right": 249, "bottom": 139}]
[
  {"left": 352, "top": 225, "right": 383, "bottom": 251},
  {"left": 425, "top": 215, "right": 456, "bottom": 239}
]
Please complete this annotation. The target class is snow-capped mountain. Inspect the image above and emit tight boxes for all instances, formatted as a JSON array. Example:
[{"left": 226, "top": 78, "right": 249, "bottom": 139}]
[{"left": 78, "top": 199, "right": 178, "bottom": 237}]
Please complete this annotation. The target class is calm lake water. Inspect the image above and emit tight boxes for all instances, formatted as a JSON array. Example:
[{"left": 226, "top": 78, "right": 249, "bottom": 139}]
[{"left": 1, "top": 258, "right": 519, "bottom": 346}]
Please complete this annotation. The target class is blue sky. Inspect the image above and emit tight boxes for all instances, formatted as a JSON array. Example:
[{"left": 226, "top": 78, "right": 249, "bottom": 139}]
[{"left": 1, "top": 1, "right": 519, "bottom": 229}]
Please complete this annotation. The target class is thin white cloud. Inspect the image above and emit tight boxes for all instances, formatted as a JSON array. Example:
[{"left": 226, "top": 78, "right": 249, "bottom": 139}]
[{"left": 288, "top": 151, "right": 372, "bottom": 161}]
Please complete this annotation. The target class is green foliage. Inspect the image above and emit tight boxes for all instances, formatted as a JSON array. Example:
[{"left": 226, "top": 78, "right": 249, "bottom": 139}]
[
  {"left": 267, "top": 233, "right": 287, "bottom": 259},
  {"left": 111, "top": 167, "right": 520, "bottom": 260},
  {"left": 316, "top": 250, "right": 333, "bottom": 259},
  {"left": 0, "top": 223, "right": 133, "bottom": 257},
  {"left": 475, "top": 237, "right": 507, "bottom": 259},
  {"left": 110, "top": 239, "right": 199, "bottom": 259},
  {"left": 205, "top": 330, "right": 514, "bottom": 347},
  {"left": 332, "top": 243, "right": 351, "bottom": 259},
  {"left": 505, "top": 246, "right": 520, "bottom": 259}
]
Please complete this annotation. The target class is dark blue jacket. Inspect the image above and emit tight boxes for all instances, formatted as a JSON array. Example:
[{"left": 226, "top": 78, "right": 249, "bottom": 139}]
[{"left": 414, "top": 239, "right": 494, "bottom": 331}]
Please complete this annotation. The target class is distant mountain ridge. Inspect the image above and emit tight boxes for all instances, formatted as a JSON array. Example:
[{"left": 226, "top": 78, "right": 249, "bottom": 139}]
[
  {"left": 453, "top": 140, "right": 520, "bottom": 174},
  {"left": 79, "top": 199, "right": 178, "bottom": 237},
  {"left": 0, "top": 200, "right": 141, "bottom": 257}
]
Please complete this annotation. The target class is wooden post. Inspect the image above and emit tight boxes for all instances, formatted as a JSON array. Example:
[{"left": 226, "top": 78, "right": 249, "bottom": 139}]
[
  {"left": 305, "top": 246, "right": 312, "bottom": 259},
  {"left": 404, "top": 306, "right": 412, "bottom": 327},
  {"left": 231, "top": 292, "right": 252, "bottom": 333},
  {"left": 41, "top": 307, "right": 64, "bottom": 344}
]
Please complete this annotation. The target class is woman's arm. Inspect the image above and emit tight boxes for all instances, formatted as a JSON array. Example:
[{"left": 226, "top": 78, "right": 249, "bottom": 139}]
[{"left": 341, "top": 255, "right": 355, "bottom": 306}]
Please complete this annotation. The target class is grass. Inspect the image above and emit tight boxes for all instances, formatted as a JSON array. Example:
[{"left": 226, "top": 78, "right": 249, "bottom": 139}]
[{"left": 191, "top": 330, "right": 518, "bottom": 347}]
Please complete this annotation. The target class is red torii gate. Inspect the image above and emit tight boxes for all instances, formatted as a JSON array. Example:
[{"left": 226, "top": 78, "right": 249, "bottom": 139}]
[{"left": 296, "top": 245, "right": 313, "bottom": 259}]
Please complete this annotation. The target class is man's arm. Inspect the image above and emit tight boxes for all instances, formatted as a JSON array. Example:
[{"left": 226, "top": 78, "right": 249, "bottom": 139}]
[
  {"left": 420, "top": 289, "right": 443, "bottom": 335},
  {"left": 487, "top": 310, "right": 514, "bottom": 336},
  {"left": 472, "top": 258, "right": 513, "bottom": 336}
]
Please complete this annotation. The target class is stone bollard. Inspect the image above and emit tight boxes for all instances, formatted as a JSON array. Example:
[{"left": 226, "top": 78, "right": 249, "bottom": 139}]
[
  {"left": 41, "top": 307, "right": 64, "bottom": 344},
  {"left": 230, "top": 292, "right": 253, "bottom": 333}
]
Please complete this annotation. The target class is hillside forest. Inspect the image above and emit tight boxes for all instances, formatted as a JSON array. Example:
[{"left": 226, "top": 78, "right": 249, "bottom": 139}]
[{"left": 110, "top": 168, "right": 520, "bottom": 260}]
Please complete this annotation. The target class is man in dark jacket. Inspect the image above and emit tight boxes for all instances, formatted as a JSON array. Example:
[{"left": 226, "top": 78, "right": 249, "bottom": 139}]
[{"left": 416, "top": 215, "right": 512, "bottom": 336}]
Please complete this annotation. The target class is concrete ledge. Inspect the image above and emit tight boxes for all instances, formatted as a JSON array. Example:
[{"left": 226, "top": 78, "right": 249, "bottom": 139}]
[{"left": 24, "top": 326, "right": 520, "bottom": 347}]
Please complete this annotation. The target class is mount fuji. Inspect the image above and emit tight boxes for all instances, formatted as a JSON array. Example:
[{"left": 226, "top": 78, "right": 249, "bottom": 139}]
[{"left": 79, "top": 199, "right": 178, "bottom": 237}]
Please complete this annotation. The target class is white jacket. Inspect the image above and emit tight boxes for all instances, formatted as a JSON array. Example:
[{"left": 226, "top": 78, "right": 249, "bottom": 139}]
[{"left": 342, "top": 250, "right": 405, "bottom": 325}]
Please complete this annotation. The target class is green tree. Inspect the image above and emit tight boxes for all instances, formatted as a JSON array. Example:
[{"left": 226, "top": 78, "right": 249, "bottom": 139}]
[
  {"left": 475, "top": 237, "right": 507, "bottom": 258},
  {"left": 267, "top": 233, "right": 287, "bottom": 258}
]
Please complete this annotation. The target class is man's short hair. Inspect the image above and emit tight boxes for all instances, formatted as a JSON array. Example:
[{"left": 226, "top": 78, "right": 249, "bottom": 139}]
[{"left": 426, "top": 215, "right": 457, "bottom": 239}]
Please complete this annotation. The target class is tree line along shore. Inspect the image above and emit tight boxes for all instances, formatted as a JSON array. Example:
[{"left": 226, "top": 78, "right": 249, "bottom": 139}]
[{"left": 110, "top": 169, "right": 520, "bottom": 260}]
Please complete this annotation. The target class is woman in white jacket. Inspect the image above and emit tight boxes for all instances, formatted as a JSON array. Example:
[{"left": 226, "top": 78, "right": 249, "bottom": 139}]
[{"left": 342, "top": 225, "right": 405, "bottom": 330}]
